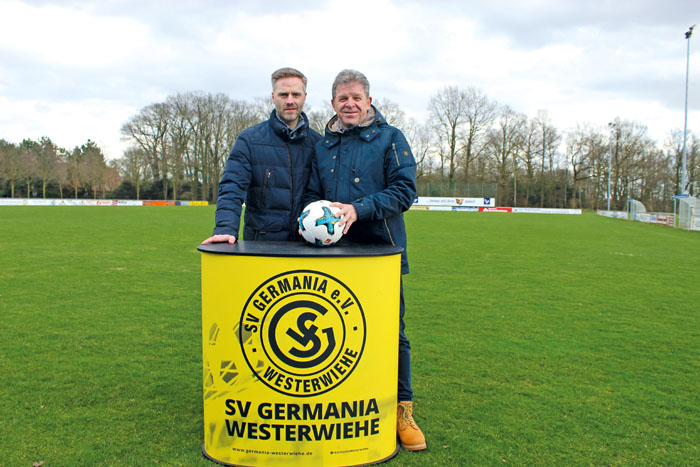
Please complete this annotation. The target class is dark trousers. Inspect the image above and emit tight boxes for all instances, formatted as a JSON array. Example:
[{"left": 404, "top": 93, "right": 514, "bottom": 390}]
[{"left": 398, "top": 278, "right": 413, "bottom": 402}]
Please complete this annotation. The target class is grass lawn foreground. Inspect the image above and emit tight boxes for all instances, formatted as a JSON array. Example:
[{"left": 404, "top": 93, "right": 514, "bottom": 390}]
[{"left": 1, "top": 206, "right": 699, "bottom": 465}]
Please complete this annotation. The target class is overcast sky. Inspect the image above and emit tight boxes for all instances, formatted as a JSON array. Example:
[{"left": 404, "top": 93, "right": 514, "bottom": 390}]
[{"left": 1, "top": 0, "right": 699, "bottom": 160}]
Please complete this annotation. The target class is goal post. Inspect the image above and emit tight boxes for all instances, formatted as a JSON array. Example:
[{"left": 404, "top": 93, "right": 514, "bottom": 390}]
[
  {"left": 627, "top": 199, "right": 647, "bottom": 221},
  {"left": 676, "top": 195, "right": 699, "bottom": 230}
]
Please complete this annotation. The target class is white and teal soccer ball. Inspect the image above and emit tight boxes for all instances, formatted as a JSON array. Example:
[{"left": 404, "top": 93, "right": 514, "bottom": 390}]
[{"left": 299, "top": 200, "right": 344, "bottom": 246}]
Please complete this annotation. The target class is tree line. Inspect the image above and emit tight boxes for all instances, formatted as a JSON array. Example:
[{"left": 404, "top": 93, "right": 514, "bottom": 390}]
[
  {"left": 420, "top": 86, "right": 698, "bottom": 211},
  {"left": 2, "top": 86, "right": 698, "bottom": 211},
  {"left": 0, "top": 137, "right": 119, "bottom": 199}
]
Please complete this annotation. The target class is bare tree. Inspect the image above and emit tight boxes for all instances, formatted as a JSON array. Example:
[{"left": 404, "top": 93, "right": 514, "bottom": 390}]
[
  {"left": 534, "top": 110, "right": 560, "bottom": 207},
  {"left": 461, "top": 87, "right": 496, "bottom": 180},
  {"left": 564, "top": 124, "right": 605, "bottom": 208},
  {"left": 208, "top": 94, "right": 242, "bottom": 201},
  {"left": 307, "top": 103, "right": 334, "bottom": 135},
  {"left": 193, "top": 93, "right": 256, "bottom": 202},
  {"left": 687, "top": 134, "right": 700, "bottom": 195},
  {"left": 252, "top": 95, "right": 274, "bottom": 122},
  {"left": 81, "top": 140, "right": 107, "bottom": 199},
  {"left": 374, "top": 98, "right": 407, "bottom": 128},
  {"left": 485, "top": 106, "right": 526, "bottom": 205},
  {"left": 19, "top": 139, "right": 39, "bottom": 197},
  {"left": 166, "top": 94, "right": 193, "bottom": 201},
  {"left": 666, "top": 129, "right": 685, "bottom": 193},
  {"left": 0, "top": 139, "right": 21, "bottom": 197},
  {"left": 177, "top": 92, "right": 208, "bottom": 201},
  {"left": 519, "top": 119, "right": 540, "bottom": 206},
  {"left": 36, "top": 136, "right": 59, "bottom": 198},
  {"left": 636, "top": 146, "right": 673, "bottom": 211},
  {"left": 428, "top": 86, "right": 468, "bottom": 183},
  {"left": 173, "top": 92, "right": 260, "bottom": 201},
  {"left": 66, "top": 146, "right": 82, "bottom": 199},
  {"left": 118, "top": 146, "right": 147, "bottom": 199},
  {"left": 666, "top": 129, "right": 699, "bottom": 195},
  {"left": 404, "top": 117, "right": 436, "bottom": 178},
  {"left": 121, "top": 102, "right": 171, "bottom": 199},
  {"left": 55, "top": 147, "right": 69, "bottom": 199},
  {"left": 608, "top": 118, "right": 654, "bottom": 210},
  {"left": 103, "top": 165, "right": 122, "bottom": 196}
]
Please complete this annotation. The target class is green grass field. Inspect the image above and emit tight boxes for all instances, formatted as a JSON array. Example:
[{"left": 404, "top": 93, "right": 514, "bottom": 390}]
[{"left": 1, "top": 207, "right": 699, "bottom": 466}]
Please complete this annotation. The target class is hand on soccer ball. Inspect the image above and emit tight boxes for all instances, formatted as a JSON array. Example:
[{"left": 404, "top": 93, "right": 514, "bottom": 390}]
[
  {"left": 299, "top": 200, "right": 345, "bottom": 246},
  {"left": 329, "top": 202, "right": 357, "bottom": 234}
]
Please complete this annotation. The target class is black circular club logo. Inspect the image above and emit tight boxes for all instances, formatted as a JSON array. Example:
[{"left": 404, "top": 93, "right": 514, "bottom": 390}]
[{"left": 239, "top": 270, "right": 365, "bottom": 397}]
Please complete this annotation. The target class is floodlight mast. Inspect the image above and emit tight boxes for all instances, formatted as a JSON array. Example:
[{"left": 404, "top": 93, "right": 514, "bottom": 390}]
[{"left": 681, "top": 25, "right": 695, "bottom": 195}]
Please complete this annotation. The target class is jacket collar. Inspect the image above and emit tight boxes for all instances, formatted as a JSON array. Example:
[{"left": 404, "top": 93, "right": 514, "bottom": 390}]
[
  {"left": 328, "top": 105, "right": 377, "bottom": 133},
  {"left": 270, "top": 109, "right": 309, "bottom": 142},
  {"left": 322, "top": 106, "right": 386, "bottom": 149}
]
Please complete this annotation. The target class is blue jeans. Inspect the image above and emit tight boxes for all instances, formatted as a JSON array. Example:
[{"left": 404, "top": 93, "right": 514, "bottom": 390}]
[{"left": 398, "top": 279, "right": 413, "bottom": 402}]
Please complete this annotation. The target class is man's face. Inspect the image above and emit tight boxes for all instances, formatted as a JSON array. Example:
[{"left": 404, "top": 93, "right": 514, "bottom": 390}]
[
  {"left": 332, "top": 81, "right": 372, "bottom": 129},
  {"left": 272, "top": 77, "right": 307, "bottom": 129}
]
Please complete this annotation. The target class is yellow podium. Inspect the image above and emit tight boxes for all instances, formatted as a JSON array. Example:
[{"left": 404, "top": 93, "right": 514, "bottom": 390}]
[{"left": 198, "top": 241, "right": 403, "bottom": 466}]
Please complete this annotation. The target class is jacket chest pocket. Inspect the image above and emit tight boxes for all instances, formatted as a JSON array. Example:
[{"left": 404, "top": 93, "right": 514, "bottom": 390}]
[
  {"left": 349, "top": 148, "right": 386, "bottom": 190},
  {"left": 259, "top": 169, "right": 271, "bottom": 205}
]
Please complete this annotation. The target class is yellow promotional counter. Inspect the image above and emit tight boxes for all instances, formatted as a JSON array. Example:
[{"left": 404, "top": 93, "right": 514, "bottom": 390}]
[{"left": 198, "top": 241, "right": 403, "bottom": 467}]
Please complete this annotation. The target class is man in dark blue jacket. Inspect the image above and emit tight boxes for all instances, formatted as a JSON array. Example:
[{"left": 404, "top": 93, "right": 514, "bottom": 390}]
[
  {"left": 202, "top": 67, "right": 321, "bottom": 245},
  {"left": 304, "top": 69, "right": 427, "bottom": 451}
]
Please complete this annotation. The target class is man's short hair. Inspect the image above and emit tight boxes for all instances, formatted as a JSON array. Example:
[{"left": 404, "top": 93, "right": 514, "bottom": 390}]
[
  {"left": 271, "top": 67, "right": 307, "bottom": 92},
  {"left": 332, "top": 69, "right": 370, "bottom": 99}
]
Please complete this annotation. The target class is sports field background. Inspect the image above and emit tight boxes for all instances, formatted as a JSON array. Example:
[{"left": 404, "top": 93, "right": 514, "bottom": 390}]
[{"left": 1, "top": 207, "right": 698, "bottom": 465}]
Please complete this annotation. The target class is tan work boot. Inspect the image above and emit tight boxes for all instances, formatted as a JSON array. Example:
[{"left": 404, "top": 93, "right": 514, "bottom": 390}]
[{"left": 397, "top": 401, "right": 427, "bottom": 451}]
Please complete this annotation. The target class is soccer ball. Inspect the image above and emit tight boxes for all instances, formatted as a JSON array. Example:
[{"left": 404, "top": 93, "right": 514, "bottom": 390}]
[{"left": 299, "top": 200, "right": 344, "bottom": 246}]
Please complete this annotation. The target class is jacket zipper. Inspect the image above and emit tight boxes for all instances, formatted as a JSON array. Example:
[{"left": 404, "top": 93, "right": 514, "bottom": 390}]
[
  {"left": 286, "top": 145, "right": 294, "bottom": 211},
  {"left": 383, "top": 219, "right": 396, "bottom": 246},
  {"left": 261, "top": 169, "right": 271, "bottom": 205},
  {"left": 392, "top": 142, "right": 400, "bottom": 166}
]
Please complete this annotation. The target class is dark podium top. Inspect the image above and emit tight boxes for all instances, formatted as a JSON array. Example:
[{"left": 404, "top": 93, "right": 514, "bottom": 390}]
[{"left": 198, "top": 241, "right": 403, "bottom": 258}]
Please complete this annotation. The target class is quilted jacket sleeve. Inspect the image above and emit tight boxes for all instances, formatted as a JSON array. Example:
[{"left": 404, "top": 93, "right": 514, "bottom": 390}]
[{"left": 212, "top": 134, "right": 252, "bottom": 237}]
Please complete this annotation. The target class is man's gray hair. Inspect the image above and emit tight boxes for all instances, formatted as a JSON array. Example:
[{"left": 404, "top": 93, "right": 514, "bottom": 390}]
[
  {"left": 271, "top": 67, "right": 307, "bottom": 92},
  {"left": 332, "top": 69, "right": 370, "bottom": 99}
]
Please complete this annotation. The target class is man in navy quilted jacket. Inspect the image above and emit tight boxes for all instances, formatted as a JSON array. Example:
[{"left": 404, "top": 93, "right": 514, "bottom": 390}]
[{"left": 202, "top": 67, "right": 321, "bottom": 245}]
